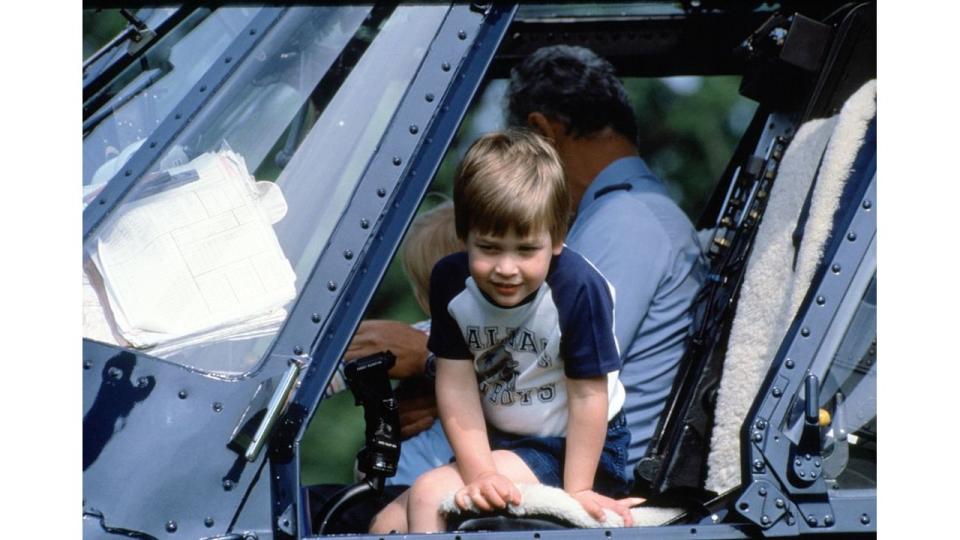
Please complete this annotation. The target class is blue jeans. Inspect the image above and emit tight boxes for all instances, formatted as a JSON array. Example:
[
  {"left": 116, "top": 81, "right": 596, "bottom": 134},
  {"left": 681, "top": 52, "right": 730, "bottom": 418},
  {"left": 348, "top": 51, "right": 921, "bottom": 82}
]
[{"left": 488, "top": 410, "right": 631, "bottom": 497}]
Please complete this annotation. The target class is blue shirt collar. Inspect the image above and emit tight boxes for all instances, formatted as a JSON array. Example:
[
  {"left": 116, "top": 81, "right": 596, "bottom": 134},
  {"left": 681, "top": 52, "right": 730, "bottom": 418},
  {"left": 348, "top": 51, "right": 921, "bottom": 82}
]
[{"left": 576, "top": 156, "right": 664, "bottom": 217}]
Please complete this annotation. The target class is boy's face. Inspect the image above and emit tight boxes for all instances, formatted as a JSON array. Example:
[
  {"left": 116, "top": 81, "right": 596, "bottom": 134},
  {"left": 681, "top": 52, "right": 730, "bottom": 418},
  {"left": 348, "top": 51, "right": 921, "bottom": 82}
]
[{"left": 466, "top": 227, "right": 562, "bottom": 307}]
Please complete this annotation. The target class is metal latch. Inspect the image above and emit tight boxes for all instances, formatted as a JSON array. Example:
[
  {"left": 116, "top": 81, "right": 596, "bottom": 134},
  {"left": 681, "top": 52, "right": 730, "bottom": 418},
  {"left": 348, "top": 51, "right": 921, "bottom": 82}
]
[{"left": 227, "top": 358, "right": 303, "bottom": 462}]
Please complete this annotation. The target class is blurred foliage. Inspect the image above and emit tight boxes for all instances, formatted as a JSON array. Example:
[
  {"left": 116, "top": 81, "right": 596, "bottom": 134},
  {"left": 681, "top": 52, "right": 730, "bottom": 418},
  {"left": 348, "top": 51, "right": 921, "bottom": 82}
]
[{"left": 83, "top": 9, "right": 127, "bottom": 60}]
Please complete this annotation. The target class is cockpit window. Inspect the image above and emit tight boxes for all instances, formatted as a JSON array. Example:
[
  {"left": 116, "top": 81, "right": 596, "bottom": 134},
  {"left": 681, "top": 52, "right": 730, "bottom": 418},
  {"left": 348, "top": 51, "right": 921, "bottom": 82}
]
[
  {"left": 83, "top": 8, "right": 261, "bottom": 192},
  {"left": 82, "top": 5, "right": 450, "bottom": 376}
]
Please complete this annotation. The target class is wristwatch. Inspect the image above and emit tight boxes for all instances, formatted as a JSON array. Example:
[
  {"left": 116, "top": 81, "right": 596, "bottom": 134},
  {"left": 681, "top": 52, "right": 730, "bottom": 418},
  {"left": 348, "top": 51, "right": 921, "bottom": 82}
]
[{"left": 424, "top": 352, "right": 437, "bottom": 380}]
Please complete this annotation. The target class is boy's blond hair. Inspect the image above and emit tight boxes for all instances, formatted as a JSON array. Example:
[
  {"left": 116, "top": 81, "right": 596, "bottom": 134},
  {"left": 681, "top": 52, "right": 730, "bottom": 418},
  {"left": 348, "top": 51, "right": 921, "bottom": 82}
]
[
  {"left": 400, "top": 201, "right": 462, "bottom": 315},
  {"left": 453, "top": 129, "right": 569, "bottom": 244}
]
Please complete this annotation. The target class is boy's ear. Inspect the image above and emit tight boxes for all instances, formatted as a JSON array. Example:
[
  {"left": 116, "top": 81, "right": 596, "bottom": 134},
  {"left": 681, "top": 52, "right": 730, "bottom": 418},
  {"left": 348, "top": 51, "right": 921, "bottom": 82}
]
[{"left": 552, "top": 241, "right": 564, "bottom": 256}]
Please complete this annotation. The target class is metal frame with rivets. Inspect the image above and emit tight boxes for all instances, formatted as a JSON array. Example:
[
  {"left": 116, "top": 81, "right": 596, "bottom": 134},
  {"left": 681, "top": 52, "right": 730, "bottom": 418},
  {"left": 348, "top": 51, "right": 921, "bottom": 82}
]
[{"left": 735, "top": 117, "right": 877, "bottom": 536}]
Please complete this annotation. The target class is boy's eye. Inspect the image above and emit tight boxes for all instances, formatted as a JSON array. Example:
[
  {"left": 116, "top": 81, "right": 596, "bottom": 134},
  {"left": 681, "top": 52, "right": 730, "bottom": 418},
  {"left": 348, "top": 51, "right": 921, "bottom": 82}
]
[{"left": 518, "top": 245, "right": 541, "bottom": 253}]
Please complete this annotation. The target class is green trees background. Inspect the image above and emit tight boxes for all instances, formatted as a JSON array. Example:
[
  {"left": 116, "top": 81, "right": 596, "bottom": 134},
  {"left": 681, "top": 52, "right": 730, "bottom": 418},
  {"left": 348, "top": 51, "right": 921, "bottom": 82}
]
[{"left": 83, "top": 10, "right": 756, "bottom": 485}]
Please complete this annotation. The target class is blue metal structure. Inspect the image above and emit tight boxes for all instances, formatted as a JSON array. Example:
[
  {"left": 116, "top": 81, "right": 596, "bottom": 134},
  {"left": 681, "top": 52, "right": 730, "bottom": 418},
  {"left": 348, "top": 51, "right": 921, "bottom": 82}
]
[{"left": 82, "top": 3, "right": 877, "bottom": 539}]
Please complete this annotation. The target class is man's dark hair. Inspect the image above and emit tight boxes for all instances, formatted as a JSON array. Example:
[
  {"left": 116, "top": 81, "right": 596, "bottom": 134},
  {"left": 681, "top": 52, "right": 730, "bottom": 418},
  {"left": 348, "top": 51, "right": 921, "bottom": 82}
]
[{"left": 506, "top": 45, "right": 638, "bottom": 143}]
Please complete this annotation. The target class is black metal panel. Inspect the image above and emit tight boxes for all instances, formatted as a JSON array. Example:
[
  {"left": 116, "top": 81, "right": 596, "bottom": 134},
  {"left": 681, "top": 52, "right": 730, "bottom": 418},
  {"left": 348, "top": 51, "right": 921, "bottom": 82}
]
[
  {"left": 489, "top": 8, "right": 775, "bottom": 79},
  {"left": 82, "top": 340, "right": 287, "bottom": 539},
  {"left": 82, "top": 8, "right": 285, "bottom": 241},
  {"left": 302, "top": 522, "right": 757, "bottom": 540},
  {"left": 802, "top": 2, "right": 876, "bottom": 121}
]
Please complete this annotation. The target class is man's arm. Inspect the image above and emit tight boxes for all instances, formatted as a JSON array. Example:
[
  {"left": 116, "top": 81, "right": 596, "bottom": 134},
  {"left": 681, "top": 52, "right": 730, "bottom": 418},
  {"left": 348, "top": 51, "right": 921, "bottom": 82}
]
[
  {"left": 437, "top": 358, "right": 521, "bottom": 511},
  {"left": 565, "top": 377, "right": 639, "bottom": 525}
]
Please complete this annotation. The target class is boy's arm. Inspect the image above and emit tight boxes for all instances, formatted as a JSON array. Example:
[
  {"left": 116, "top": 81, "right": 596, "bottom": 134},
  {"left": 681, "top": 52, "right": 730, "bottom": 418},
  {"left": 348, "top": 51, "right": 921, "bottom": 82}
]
[
  {"left": 565, "top": 376, "right": 642, "bottom": 525},
  {"left": 437, "top": 357, "right": 521, "bottom": 511}
]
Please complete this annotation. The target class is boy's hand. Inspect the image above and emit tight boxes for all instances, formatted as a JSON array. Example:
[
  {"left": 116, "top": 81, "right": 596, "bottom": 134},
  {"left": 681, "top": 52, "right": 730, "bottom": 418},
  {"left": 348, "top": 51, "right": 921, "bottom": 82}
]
[
  {"left": 454, "top": 471, "right": 522, "bottom": 512},
  {"left": 569, "top": 490, "right": 644, "bottom": 526}
]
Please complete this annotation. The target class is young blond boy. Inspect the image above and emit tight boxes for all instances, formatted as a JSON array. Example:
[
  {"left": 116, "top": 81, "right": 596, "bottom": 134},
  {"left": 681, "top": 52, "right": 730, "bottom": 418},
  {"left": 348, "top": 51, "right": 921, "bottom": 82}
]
[{"left": 370, "top": 130, "right": 639, "bottom": 533}]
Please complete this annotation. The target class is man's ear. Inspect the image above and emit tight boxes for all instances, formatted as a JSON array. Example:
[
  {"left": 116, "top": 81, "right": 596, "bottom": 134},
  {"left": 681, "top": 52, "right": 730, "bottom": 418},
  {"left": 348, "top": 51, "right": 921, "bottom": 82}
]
[{"left": 527, "top": 112, "right": 557, "bottom": 141}]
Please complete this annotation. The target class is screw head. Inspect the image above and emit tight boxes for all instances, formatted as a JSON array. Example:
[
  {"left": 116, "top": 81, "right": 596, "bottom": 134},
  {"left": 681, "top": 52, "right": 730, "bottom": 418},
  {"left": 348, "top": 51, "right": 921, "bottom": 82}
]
[
  {"left": 108, "top": 367, "right": 123, "bottom": 380},
  {"left": 847, "top": 232, "right": 857, "bottom": 241},
  {"left": 392, "top": 156, "right": 402, "bottom": 166},
  {"left": 165, "top": 520, "right": 178, "bottom": 532},
  {"left": 861, "top": 514, "right": 871, "bottom": 524},
  {"left": 178, "top": 390, "right": 188, "bottom": 399},
  {"left": 293, "top": 345, "right": 304, "bottom": 355},
  {"left": 761, "top": 515, "right": 770, "bottom": 525},
  {"left": 360, "top": 218, "right": 370, "bottom": 229},
  {"left": 816, "top": 296, "right": 826, "bottom": 305},
  {"left": 862, "top": 199, "right": 872, "bottom": 209},
  {"left": 458, "top": 30, "right": 467, "bottom": 39},
  {"left": 824, "top": 515, "right": 834, "bottom": 526},
  {"left": 223, "top": 479, "right": 234, "bottom": 491},
  {"left": 311, "top": 313, "right": 321, "bottom": 323},
  {"left": 755, "top": 419, "right": 767, "bottom": 430},
  {"left": 377, "top": 187, "right": 386, "bottom": 197},
  {"left": 204, "top": 517, "right": 215, "bottom": 527},
  {"left": 425, "top": 93, "right": 434, "bottom": 102},
  {"left": 441, "top": 62, "right": 451, "bottom": 71},
  {"left": 758, "top": 487, "right": 767, "bottom": 496},
  {"left": 800, "top": 327, "right": 810, "bottom": 337},
  {"left": 753, "top": 459, "right": 764, "bottom": 471},
  {"left": 785, "top": 359, "right": 795, "bottom": 369},
  {"left": 84, "top": 360, "right": 93, "bottom": 370},
  {"left": 775, "top": 498, "right": 784, "bottom": 508},
  {"left": 344, "top": 249, "right": 353, "bottom": 260},
  {"left": 831, "top": 264, "right": 841, "bottom": 274},
  {"left": 327, "top": 281, "right": 337, "bottom": 291},
  {"left": 753, "top": 432, "right": 763, "bottom": 442},
  {"left": 409, "top": 125, "right": 419, "bottom": 134},
  {"left": 213, "top": 402, "right": 223, "bottom": 413},
  {"left": 772, "top": 387, "right": 782, "bottom": 397},
  {"left": 807, "top": 514, "right": 817, "bottom": 526}
]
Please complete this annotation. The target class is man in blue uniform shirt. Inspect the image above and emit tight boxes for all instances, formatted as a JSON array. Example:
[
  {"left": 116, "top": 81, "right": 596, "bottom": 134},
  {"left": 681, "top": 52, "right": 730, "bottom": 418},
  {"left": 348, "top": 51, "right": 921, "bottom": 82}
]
[
  {"left": 346, "top": 45, "right": 706, "bottom": 477},
  {"left": 508, "top": 45, "right": 706, "bottom": 465}
]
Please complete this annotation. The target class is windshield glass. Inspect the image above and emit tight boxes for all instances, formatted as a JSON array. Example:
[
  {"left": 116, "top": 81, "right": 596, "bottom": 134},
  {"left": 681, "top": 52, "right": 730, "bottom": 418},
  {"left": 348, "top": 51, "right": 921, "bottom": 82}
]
[
  {"left": 83, "top": 8, "right": 261, "bottom": 192},
  {"left": 82, "top": 4, "right": 449, "bottom": 375}
]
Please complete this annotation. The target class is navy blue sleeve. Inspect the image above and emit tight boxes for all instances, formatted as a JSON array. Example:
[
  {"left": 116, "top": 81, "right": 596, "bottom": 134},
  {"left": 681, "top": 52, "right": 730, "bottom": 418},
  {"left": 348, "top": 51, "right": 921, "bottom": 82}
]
[
  {"left": 426, "top": 252, "right": 473, "bottom": 360},
  {"left": 550, "top": 249, "right": 622, "bottom": 378}
]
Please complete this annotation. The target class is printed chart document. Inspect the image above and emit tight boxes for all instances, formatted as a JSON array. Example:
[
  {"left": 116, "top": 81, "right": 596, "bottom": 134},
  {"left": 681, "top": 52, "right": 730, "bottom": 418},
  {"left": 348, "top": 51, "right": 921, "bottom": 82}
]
[{"left": 84, "top": 150, "right": 296, "bottom": 356}]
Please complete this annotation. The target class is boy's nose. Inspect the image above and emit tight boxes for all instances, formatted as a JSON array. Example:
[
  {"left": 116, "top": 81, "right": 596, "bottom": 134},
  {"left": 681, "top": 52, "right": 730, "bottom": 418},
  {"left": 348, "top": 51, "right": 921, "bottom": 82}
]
[{"left": 494, "top": 256, "right": 518, "bottom": 276}]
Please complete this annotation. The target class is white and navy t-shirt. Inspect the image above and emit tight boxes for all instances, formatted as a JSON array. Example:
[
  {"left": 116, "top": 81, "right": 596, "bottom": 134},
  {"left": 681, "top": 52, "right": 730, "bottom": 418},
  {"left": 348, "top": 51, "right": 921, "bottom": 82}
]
[{"left": 428, "top": 248, "right": 626, "bottom": 437}]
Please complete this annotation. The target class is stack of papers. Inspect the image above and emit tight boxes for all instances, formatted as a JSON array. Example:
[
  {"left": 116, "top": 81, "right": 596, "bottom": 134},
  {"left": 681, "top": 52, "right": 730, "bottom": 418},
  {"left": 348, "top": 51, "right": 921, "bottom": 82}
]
[{"left": 83, "top": 150, "right": 296, "bottom": 358}]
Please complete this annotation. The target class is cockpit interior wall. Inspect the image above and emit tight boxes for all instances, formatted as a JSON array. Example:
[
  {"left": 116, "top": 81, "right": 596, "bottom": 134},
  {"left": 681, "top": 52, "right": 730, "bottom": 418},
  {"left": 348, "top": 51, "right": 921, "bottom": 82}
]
[{"left": 706, "top": 80, "right": 877, "bottom": 494}]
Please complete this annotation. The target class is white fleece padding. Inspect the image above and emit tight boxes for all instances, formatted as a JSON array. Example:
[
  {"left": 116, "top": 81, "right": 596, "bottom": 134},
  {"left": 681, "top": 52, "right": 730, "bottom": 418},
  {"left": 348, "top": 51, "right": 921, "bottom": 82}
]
[
  {"left": 440, "top": 483, "right": 685, "bottom": 528},
  {"left": 704, "top": 80, "right": 877, "bottom": 494}
]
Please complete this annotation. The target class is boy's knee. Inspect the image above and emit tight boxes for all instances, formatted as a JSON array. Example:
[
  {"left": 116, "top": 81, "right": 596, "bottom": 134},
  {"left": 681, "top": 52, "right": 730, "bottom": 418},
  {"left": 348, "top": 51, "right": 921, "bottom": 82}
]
[{"left": 409, "top": 467, "right": 457, "bottom": 509}]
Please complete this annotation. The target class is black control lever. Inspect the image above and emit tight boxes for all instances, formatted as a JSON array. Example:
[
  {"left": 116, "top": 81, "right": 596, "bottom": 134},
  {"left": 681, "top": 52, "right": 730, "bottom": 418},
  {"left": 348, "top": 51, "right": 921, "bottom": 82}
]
[
  {"left": 314, "top": 351, "right": 400, "bottom": 534},
  {"left": 345, "top": 351, "right": 401, "bottom": 479},
  {"left": 790, "top": 373, "right": 824, "bottom": 485}
]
